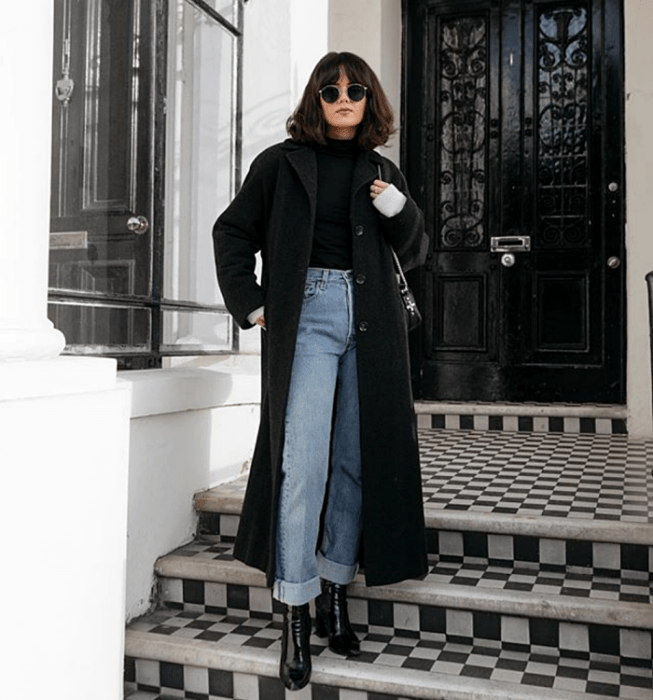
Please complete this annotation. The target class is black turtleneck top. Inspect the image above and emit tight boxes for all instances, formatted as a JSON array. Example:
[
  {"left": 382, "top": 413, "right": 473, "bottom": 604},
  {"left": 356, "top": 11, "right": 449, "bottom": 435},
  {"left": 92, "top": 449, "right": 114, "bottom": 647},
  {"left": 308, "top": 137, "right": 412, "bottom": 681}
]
[{"left": 309, "top": 137, "right": 358, "bottom": 270}]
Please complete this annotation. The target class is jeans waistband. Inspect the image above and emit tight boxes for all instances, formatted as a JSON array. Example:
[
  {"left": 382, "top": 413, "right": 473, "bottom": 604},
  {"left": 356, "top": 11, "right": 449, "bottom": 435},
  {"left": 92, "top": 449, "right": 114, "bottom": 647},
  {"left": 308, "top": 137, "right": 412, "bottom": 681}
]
[{"left": 305, "top": 267, "right": 353, "bottom": 284}]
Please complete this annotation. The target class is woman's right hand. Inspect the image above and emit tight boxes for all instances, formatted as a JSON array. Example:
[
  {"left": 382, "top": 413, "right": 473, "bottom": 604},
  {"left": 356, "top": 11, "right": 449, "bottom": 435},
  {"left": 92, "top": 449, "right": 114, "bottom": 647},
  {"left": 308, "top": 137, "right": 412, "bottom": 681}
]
[{"left": 255, "top": 315, "right": 266, "bottom": 329}]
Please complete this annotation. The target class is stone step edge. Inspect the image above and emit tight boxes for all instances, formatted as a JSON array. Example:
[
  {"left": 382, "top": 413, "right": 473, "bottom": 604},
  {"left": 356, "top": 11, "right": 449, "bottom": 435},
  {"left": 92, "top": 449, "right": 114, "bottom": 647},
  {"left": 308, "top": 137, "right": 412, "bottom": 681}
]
[
  {"left": 193, "top": 490, "right": 653, "bottom": 547},
  {"left": 414, "top": 401, "right": 627, "bottom": 419},
  {"left": 154, "top": 555, "right": 653, "bottom": 631},
  {"left": 124, "top": 629, "right": 613, "bottom": 700}
]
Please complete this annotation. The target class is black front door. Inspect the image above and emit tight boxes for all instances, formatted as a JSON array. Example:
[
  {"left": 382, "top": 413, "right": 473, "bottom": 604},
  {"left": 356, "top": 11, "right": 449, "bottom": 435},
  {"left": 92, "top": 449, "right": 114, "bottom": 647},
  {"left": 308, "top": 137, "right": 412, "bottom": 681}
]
[{"left": 404, "top": 0, "right": 625, "bottom": 403}]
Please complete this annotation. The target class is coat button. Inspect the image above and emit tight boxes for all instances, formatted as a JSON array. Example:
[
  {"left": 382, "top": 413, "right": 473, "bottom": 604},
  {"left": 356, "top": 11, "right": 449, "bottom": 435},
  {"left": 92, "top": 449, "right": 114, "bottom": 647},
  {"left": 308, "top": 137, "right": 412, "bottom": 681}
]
[
  {"left": 355, "top": 274, "right": 366, "bottom": 285},
  {"left": 355, "top": 225, "right": 364, "bottom": 236},
  {"left": 358, "top": 321, "right": 369, "bottom": 332}
]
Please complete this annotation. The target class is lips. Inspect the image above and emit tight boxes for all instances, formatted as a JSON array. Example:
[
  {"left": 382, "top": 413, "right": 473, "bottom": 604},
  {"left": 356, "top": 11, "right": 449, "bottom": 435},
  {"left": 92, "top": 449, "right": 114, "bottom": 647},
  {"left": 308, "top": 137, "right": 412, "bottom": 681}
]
[{"left": 336, "top": 108, "right": 353, "bottom": 114}]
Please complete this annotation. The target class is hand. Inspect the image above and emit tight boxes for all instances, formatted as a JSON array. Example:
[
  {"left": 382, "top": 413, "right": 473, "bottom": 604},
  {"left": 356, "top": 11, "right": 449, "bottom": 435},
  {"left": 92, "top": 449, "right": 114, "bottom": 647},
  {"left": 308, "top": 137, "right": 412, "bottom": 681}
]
[
  {"left": 370, "top": 179, "right": 388, "bottom": 201},
  {"left": 256, "top": 315, "right": 266, "bottom": 329}
]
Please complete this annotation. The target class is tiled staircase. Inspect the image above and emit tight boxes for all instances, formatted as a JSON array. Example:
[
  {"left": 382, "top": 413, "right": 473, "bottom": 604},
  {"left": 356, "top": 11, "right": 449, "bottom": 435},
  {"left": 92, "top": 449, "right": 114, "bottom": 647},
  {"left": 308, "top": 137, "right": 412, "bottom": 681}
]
[{"left": 124, "top": 406, "right": 653, "bottom": 700}]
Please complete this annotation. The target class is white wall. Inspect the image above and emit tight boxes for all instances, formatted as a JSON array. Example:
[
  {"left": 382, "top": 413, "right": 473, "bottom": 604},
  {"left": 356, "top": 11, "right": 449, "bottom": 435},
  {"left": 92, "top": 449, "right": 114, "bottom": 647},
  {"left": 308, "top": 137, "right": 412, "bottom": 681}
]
[
  {"left": 329, "top": 0, "right": 403, "bottom": 164},
  {"left": 241, "top": 0, "right": 329, "bottom": 173},
  {"left": 0, "top": 360, "right": 131, "bottom": 700},
  {"left": 123, "top": 361, "right": 260, "bottom": 620},
  {"left": 625, "top": 0, "right": 653, "bottom": 439}
]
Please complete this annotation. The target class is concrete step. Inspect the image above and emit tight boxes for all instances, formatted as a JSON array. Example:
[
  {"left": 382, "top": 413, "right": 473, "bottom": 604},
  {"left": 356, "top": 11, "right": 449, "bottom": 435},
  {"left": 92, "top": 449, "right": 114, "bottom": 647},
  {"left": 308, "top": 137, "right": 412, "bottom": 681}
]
[
  {"left": 125, "top": 602, "right": 652, "bottom": 699},
  {"left": 153, "top": 539, "right": 652, "bottom": 651},
  {"left": 195, "top": 478, "right": 653, "bottom": 579}
]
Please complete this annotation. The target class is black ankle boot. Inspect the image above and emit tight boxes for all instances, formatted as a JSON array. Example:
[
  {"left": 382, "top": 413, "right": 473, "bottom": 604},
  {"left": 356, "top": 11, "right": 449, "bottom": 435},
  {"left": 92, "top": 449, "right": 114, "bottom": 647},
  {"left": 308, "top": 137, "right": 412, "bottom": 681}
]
[
  {"left": 315, "top": 581, "right": 360, "bottom": 656},
  {"left": 280, "top": 603, "right": 312, "bottom": 690}
]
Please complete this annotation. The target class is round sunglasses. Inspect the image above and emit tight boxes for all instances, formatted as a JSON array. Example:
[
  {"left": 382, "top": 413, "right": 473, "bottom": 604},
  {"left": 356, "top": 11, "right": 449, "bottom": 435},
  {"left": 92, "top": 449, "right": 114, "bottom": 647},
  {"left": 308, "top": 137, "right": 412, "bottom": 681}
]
[{"left": 319, "top": 83, "right": 368, "bottom": 104}]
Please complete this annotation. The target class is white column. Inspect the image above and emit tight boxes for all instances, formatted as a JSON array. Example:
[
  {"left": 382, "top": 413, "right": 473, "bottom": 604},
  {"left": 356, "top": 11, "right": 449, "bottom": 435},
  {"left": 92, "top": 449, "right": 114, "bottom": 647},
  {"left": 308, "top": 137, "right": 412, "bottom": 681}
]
[
  {"left": 0, "top": 1, "right": 65, "bottom": 360},
  {"left": 0, "top": 6, "right": 132, "bottom": 700}
]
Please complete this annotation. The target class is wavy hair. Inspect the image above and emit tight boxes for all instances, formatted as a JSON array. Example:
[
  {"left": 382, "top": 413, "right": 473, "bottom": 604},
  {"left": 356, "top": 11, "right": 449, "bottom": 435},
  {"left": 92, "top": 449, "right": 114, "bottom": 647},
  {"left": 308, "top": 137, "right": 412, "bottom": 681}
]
[{"left": 286, "top": 52, "right": 396, "bottom": 150}]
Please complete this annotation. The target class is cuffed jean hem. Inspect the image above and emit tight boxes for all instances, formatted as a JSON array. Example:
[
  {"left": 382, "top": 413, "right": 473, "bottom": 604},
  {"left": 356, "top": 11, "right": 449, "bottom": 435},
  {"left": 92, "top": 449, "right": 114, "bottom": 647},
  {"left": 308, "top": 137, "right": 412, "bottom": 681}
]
[
  {"left": 317, "top": 552, "right": 358, "bottom": 586},
  {"left": 273, "top": 575, "right": 322, "bottom": 606}
]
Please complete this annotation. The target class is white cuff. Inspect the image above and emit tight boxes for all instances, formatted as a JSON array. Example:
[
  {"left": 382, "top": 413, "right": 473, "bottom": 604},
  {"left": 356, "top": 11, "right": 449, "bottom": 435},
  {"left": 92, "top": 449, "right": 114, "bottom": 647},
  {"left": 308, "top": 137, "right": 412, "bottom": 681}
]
[
  {"left": 373, "top": 183, "right": 407, "bottom": 218},
  {"left": 247, "top": 306, "right": 265, "bottom": 325}
]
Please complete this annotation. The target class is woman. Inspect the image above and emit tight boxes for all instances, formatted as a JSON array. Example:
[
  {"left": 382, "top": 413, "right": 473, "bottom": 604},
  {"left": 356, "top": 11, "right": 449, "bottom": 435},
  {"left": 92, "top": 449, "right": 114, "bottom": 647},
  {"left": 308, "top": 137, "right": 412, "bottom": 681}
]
[{"left": 213, "top": 51, "right": 428, "bottom": 691}]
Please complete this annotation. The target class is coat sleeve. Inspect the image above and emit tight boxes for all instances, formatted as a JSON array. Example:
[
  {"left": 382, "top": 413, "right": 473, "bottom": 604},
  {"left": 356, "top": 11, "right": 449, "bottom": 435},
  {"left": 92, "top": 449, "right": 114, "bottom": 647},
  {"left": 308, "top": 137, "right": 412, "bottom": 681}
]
[
  {"left": 212, "top": 149, "right": 277, "bottom": 329},
  {"left": 377, "top": 160, "right": 429, "bottom": 273}
]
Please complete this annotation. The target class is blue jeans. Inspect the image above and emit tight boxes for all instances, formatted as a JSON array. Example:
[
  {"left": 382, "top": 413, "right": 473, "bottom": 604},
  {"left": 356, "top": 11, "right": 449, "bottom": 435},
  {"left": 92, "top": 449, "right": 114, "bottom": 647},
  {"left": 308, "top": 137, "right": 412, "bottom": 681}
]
[{"left": 273, "top": 268, "right": 363, "bottom": 606}]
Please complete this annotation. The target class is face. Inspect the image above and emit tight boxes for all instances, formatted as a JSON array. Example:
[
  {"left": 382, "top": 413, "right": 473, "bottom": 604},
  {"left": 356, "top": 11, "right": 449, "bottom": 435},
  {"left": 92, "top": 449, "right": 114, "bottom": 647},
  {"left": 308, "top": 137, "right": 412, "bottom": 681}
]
[{"left": 320, "top": 72, "right": 367, "bottom": 140}]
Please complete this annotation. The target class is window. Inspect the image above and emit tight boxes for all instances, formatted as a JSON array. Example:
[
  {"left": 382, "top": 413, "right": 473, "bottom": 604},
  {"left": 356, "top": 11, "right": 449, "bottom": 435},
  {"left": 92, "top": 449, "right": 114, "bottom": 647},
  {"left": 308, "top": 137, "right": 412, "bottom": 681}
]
[
  {"left": 163, "top": 0, "right": 243, "bottom": 357},
  {"left": 48, "top": 0, "right": 244, "bottom": 368}
]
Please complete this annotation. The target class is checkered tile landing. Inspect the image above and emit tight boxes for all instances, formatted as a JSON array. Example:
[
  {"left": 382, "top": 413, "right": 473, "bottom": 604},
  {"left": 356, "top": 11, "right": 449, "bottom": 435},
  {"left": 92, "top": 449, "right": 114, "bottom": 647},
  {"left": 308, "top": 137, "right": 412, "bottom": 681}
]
[{"left": 418, "top": 429, "right": 653, "bottom": 523}]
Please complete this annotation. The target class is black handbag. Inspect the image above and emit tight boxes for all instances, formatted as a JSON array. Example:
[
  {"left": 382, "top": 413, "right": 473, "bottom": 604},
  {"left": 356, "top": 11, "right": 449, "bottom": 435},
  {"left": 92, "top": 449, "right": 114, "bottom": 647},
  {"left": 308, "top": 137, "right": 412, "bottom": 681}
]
[{"left": 391, "top": 247, "right": 422, "bottom": 332}]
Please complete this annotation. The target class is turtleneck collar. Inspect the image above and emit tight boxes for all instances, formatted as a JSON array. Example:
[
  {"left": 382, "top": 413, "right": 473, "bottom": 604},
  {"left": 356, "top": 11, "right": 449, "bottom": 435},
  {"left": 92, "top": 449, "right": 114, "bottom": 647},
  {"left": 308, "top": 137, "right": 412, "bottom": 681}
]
[{"left": 315, "top": 137, "right": 359, "bottom": 156}]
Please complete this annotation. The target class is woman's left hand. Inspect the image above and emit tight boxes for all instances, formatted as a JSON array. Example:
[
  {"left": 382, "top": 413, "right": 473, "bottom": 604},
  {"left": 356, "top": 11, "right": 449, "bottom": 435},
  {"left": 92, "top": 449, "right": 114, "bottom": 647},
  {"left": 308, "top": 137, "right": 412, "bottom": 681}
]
[{"left": 370, "top": 179, "right": 388, "bottom": 200}]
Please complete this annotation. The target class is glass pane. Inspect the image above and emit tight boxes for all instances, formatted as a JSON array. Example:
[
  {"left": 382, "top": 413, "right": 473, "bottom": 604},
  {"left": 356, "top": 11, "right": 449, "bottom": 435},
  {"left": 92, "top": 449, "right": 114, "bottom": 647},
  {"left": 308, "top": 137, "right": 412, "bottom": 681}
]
[
  {"left": 537, "top": 6, "right": 590, "bottom": 248},
  {"left": 48, "top": 302, "right": 151, "bottom": 351},
  {"left": 165, "top": 0, "right": 235, "bottom": 307},
  {"left": 202, "top": 0, "right": 237, "bottom": 27},
  {"left": 162, "top": 309, "right": 233, "bottom": 352},
  {"left": 437, "top": 16, "right": 488, "bottom": 250}
]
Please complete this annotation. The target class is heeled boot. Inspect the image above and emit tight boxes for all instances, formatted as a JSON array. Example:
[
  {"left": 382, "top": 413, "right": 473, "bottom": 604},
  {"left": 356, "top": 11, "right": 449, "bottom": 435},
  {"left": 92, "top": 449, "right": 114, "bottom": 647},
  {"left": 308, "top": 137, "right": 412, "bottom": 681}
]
[
  {"left": 279, "top": 603, "right": 312, "bottom": 690},
  {"left": 315, "top": 580, "right": 360, "bottom": 656}
]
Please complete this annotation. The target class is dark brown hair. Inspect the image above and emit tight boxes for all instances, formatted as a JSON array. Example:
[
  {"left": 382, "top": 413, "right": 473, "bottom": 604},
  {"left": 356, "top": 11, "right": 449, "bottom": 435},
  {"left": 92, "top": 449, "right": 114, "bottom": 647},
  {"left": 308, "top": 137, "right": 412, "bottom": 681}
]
[{"left": 286, "top": 52, "right": 396, "bottom": 150}]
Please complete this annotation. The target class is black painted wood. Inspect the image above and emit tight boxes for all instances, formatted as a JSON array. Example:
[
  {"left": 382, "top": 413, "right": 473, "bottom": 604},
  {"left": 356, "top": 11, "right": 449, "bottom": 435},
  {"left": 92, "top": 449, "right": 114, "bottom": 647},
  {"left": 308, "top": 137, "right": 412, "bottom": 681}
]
[{"left": 404, "top": 0, "right": 625, "bottom": 403}]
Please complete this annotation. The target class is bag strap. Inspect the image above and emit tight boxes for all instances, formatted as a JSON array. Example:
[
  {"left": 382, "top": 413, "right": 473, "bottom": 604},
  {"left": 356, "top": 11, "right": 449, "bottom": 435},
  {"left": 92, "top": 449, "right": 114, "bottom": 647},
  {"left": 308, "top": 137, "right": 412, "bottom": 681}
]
[
  {"left": 377, "top": 164, "right": 408, "bottom": 290},
  {"left": 391, "top": 248, "right": 409, "bottom": 291}
]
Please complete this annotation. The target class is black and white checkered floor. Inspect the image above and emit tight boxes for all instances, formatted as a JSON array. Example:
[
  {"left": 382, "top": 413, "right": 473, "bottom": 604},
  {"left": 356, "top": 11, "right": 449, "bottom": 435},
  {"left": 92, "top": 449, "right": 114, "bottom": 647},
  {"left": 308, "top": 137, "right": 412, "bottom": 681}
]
[{"left": 418, "top": 429, "right": 653, "bottom": 523}]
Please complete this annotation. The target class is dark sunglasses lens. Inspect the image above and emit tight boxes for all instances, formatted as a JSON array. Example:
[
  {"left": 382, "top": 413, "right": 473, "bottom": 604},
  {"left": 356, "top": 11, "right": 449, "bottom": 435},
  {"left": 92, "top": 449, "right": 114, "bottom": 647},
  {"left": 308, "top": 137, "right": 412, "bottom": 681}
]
[
  {"left": 321, "top": 86, "right": 339, "bottom": 103},
  {"left": 348, "top": 85, "right": 366, "bottom": 102}
]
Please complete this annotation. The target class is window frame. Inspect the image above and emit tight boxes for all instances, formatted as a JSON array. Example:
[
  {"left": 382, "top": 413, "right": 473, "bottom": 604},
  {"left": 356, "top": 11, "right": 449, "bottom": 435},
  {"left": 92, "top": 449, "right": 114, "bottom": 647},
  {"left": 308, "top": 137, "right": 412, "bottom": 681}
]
[{"left": 48, "top": 0, "right": 245, "bottom": 370}]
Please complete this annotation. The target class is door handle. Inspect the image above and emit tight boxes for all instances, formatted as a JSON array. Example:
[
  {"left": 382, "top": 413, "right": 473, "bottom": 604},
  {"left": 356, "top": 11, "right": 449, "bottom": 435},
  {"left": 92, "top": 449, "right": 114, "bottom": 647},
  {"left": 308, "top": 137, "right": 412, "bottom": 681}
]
[
  {"left": 126, "top": 215, "right": 149, "bottom": 235},
  {"left": 490, "top": 235, "right": 531, "bottom": 253}
]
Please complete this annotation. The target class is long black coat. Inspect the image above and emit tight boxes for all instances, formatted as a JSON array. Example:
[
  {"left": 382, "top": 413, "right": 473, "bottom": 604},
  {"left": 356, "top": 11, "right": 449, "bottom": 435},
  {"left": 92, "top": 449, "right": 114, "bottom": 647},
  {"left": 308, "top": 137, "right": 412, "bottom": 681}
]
[{"left": 213, "top": 139, "right": 429, "bottom": 588}]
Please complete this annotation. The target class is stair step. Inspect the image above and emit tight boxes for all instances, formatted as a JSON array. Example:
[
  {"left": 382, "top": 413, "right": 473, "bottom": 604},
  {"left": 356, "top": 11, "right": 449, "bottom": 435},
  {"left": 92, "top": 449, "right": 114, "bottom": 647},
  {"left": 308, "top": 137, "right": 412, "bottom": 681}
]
[
  {"left": 197, "top": 508, "right": 653, "bottom": 577},
  {"left": 414, "top": 402, "right": 628, "bottom": 434},
  {"left": 153, "top": 540, "right": 652, "bottom": 649},
  {"left": 124, "top": 606, "right": 652, "bottom": 700}
]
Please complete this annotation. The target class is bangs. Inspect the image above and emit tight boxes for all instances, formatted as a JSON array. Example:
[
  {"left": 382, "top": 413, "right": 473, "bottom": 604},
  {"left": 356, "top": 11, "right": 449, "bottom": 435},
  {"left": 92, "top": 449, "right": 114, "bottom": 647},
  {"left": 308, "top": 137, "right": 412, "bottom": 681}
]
[{"left": 316, "top": 54, "right": 369, "bottom": 88}]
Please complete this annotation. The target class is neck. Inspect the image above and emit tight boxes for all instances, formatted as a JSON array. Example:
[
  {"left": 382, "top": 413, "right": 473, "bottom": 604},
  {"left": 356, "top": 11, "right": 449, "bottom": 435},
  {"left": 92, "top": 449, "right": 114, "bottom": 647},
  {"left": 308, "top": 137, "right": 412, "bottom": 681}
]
[{"left": 326, "top": 126, "right": 357, "bottom": 140}]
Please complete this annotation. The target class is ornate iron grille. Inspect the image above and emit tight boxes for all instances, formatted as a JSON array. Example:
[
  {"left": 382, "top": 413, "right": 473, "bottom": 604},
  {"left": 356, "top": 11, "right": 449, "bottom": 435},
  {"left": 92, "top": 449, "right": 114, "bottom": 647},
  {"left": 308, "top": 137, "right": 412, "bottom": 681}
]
[
  {"left": 537, "top": 5, "right": 590, "bottom": 248},
  {"left": 438, "top": 15, "right": 488, "bottom": 249}
]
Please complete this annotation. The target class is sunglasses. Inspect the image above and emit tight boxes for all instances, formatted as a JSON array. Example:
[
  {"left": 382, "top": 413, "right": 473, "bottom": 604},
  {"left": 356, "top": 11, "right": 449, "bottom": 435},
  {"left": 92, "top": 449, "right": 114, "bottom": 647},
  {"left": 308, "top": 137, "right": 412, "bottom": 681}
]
[{"left": 319, "top": 83, "right": 368, "bottom": 104}]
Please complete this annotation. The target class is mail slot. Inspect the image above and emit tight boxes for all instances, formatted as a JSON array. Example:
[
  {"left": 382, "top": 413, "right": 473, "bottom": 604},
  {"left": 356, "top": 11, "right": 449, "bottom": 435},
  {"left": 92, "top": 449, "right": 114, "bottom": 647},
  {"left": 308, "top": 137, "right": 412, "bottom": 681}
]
[{"left": 490, "top": 235, "right": 531, "bottom": 253}]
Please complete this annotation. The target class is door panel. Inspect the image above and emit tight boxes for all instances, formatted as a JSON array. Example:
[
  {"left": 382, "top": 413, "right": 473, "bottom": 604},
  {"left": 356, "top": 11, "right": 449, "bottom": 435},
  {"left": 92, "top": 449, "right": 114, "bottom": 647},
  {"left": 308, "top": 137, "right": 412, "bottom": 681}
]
[
  {"left": 49, "top": 0, "right": 154, "bottom": 353},
  {"left": 405, "top": 0, "right": 625, "bottom": 403}
]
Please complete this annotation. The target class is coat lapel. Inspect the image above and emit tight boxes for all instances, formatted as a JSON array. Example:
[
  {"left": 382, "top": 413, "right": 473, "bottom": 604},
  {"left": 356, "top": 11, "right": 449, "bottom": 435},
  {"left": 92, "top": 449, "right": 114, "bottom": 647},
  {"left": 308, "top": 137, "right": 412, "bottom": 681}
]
[
  {"left": 285, "top": 147, "right": 317, "bottom": 213},
  {"left": 352, "top": 150, "right": 383, "bottom": 201}
]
